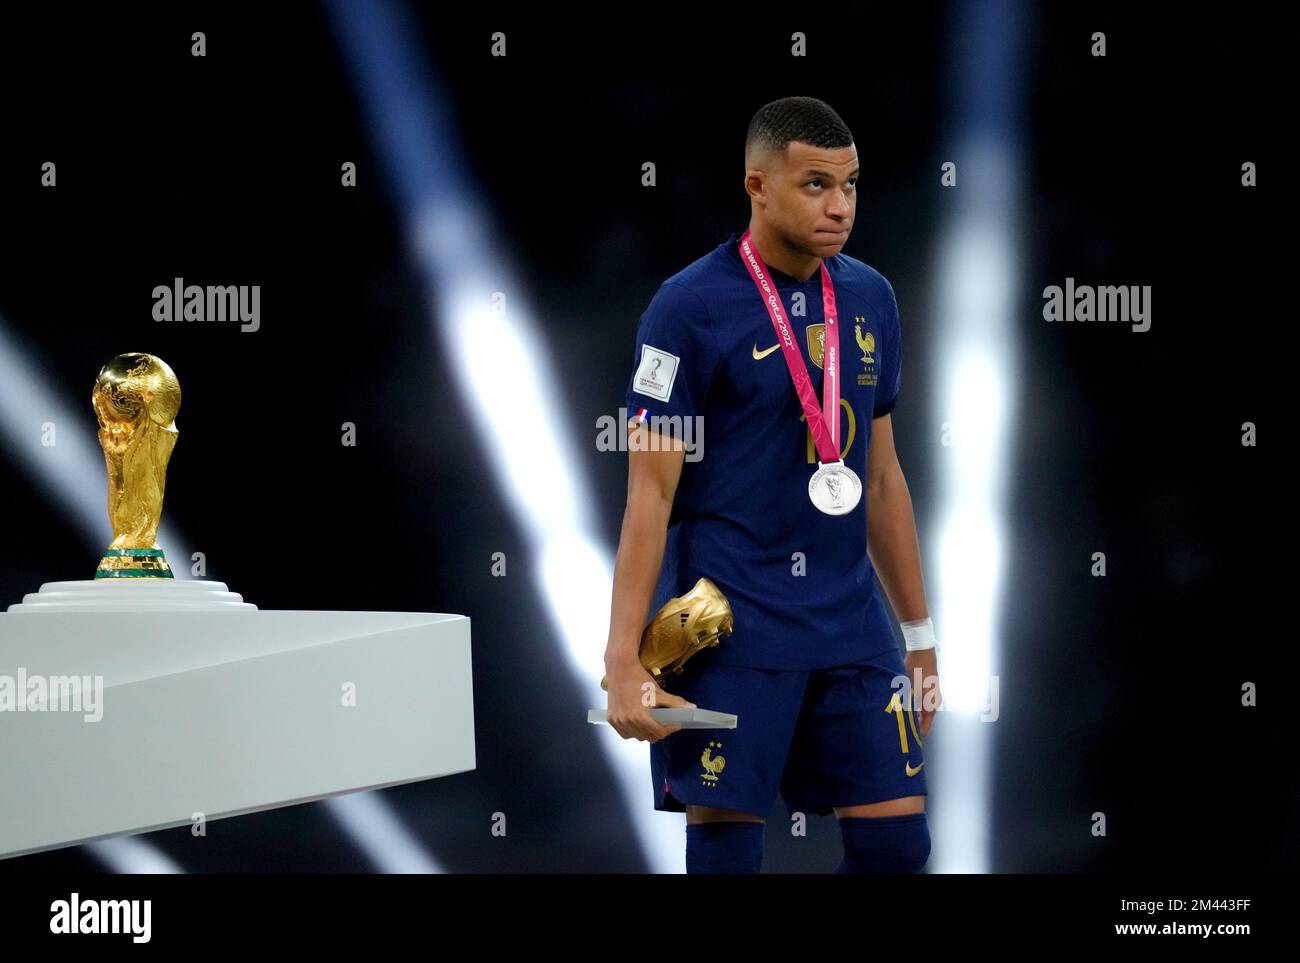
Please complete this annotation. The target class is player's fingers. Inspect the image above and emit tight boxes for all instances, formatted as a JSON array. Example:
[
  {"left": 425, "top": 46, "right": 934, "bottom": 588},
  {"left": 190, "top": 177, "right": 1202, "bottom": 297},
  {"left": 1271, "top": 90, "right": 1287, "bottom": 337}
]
[
  {"left": 648, "top": 723, "right": 681, "bottom": 742},
  {"left": 646, "top": 718, "right": 675, "bottom": 741},
  {"left": 618, "top": 712, "right": 654, "bottom": 741},
  {"left": 642, "top": 714, "right": 681, "bottom": 742},
  {"left": 656, "top": 691, "right": 697, "bottom": 708},
  {"left": 628, "top": 712, "right": 663, "bottom": 742}
]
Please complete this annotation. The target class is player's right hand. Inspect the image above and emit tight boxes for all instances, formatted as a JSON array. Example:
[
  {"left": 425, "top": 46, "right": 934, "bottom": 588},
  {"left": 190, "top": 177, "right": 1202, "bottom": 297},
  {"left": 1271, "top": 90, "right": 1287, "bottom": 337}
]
[{"left": 604, "top": 660, "right": 695, "bottom": 742}]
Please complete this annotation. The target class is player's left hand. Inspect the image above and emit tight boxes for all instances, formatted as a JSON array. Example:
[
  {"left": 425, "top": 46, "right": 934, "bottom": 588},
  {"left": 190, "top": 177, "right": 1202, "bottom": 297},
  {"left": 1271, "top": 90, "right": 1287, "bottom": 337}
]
[{"left": 903, "top": 648, "right": 941, "bottom": 737}]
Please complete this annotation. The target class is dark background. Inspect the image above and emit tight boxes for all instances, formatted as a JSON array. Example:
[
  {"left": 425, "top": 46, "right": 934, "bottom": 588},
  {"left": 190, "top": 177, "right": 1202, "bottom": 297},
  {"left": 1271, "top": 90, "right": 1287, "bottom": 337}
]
[{"left": 0, "top": 3, "right": 1289, "bottom": 874}]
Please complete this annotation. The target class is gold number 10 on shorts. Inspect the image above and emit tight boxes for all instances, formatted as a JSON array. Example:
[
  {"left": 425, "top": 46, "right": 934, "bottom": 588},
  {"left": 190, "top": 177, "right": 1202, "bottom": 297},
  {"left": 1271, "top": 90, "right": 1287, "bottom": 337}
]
[{"left": 886, "top": 689, "right": 924, "bottom": 755}]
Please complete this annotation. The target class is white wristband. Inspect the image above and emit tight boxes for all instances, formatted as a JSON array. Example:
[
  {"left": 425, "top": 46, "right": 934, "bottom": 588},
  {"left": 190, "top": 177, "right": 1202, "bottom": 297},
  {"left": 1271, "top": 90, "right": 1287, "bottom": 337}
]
[{"left": 900, "top": 616, "right": 938, "bottom": 652}]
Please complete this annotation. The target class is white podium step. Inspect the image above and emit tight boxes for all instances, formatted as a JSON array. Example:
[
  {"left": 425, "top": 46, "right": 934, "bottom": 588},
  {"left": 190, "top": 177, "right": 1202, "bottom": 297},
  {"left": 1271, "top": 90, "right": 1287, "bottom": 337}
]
[
  {"left": 7, "top": 578, "right": 256, "bottom": 612},
  {"left": 0, "top": 580, "right": 474, "bottom": 860}
]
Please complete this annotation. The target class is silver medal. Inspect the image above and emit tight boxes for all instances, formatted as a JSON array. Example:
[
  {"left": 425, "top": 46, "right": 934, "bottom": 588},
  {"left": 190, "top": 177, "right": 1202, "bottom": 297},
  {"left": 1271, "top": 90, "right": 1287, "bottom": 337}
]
[{"left": 808, "top": 459, "right": 862, "bottom": 515}]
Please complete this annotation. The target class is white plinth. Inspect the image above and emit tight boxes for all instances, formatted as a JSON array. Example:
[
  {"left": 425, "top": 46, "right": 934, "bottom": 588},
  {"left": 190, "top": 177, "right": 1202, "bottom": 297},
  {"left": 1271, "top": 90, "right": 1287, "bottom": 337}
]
[
  {"left": 0, "top": 580, "right": 474, "bottom": 860},
  {"left": 8, "top": 578, "right": 256, "bottom": 612}
]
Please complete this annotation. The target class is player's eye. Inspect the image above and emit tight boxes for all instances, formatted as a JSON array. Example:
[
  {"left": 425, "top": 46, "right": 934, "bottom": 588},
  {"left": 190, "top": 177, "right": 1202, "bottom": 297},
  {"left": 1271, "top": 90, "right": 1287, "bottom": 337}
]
[{"left": 807, "top": 178, "right": 857, "bottom": 191}]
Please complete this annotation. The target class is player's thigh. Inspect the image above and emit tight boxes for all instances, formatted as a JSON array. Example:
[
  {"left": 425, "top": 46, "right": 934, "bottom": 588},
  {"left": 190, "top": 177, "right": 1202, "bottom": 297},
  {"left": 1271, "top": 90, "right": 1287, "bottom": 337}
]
[
  {"left": 686, "top": 804, "right": 765, "bottom": 824},
  {"left": 782, "top": 649, "right": 928, "bottom": 815},
  {"left": 834, "top": 794, "right": 925, "bottom": 819}
]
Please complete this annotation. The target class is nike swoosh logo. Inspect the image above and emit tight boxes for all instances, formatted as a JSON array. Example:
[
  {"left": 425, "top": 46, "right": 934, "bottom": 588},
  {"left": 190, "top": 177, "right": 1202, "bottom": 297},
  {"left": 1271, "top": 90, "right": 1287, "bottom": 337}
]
[
  {"left": 752, "top": 342, "right": 780, "bottom": 360},
  {"left": 905, "top": 761, "right": 924, "bottom": 777}
]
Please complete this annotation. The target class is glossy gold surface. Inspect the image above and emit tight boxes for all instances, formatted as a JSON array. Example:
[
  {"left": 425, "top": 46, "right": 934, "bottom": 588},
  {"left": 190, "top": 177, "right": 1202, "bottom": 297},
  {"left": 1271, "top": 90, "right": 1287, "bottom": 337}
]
[
  {"left": 601, "top": 577, "right": 735, "bottom": 691},
  {"left": 92, "top": 353, "right": 180, "bottom": 577}
]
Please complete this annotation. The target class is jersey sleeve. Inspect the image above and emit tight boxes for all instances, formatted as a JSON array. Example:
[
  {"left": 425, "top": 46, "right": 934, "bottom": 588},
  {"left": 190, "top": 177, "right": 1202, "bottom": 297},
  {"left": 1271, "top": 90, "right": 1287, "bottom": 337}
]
[
  {"left": 872, "top": 279, "right": 902, "bottom": 418},
  {"left": 622, "top": 281, "right": 721, "bottom": 439}
]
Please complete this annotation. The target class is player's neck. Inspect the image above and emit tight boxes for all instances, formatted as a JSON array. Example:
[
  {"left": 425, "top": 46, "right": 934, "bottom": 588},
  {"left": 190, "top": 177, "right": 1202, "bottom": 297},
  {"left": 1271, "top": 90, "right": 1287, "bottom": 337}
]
[{"left": 746, "top": 218, "right": 821, "bottom": 282}]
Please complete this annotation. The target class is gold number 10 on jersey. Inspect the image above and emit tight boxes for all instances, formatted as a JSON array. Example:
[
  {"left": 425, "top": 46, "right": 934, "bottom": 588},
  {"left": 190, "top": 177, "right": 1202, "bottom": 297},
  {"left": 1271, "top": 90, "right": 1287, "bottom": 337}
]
[{"left": 800, "top": 399, "right": 857, "bottom": 463}]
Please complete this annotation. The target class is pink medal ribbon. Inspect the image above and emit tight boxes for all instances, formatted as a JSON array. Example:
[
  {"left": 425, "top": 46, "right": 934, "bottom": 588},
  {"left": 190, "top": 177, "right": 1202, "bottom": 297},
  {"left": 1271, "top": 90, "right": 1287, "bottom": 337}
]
[{"left": 738, "top": 228, "right": 862, "bottom": 514}]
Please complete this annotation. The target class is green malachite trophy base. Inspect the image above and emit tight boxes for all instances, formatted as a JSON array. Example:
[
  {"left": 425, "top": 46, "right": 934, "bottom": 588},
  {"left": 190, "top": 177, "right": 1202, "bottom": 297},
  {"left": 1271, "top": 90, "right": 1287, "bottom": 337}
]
[{"left": 95, "top": 547, "right": 174, "bottom": 579}]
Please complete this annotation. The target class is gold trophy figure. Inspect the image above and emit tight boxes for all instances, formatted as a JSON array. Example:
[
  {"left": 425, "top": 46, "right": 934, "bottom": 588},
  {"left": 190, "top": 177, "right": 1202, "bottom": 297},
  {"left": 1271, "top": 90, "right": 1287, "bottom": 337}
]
[
  {"left": 92, "top": 353, "right": 181, "bottom": 579},
  {"left": 600, "top": 577, "right": 734, "bottom": 691}
]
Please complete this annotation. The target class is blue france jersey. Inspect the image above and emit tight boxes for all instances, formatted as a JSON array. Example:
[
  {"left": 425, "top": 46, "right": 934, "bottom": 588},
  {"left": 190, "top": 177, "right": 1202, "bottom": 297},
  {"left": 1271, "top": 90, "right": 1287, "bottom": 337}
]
[{"left": 621, "top": 229, "right": 905, "bottom": 670}]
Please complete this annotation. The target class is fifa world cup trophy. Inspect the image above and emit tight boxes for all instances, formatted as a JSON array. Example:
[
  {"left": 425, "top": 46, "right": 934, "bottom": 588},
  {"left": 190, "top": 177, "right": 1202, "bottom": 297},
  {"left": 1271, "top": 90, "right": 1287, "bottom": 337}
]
[{"left": 91, "top": 352, "right": 182, "bottom": 579}]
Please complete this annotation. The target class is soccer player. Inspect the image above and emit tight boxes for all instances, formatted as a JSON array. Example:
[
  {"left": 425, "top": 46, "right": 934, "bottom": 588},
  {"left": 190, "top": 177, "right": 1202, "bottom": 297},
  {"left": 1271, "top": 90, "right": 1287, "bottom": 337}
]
[{"left": 604, "top": 96, "right": 941, "bottom": 874}]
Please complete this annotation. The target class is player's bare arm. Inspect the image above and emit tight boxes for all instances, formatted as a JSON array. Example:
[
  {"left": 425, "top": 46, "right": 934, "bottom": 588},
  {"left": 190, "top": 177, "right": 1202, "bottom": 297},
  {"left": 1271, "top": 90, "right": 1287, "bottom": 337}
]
[
  {"left": 604, "top": 422, "right": 697, "bottom": 742},
  {"left": 865, "top": 411, "right": 941, "bottom": 734}
]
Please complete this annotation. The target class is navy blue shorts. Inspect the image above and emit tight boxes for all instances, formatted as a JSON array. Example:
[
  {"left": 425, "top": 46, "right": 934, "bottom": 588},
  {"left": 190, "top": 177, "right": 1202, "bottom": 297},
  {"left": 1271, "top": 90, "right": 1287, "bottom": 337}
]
[{"left": 650, "top": 645, "right": 928, "bottom": 818}]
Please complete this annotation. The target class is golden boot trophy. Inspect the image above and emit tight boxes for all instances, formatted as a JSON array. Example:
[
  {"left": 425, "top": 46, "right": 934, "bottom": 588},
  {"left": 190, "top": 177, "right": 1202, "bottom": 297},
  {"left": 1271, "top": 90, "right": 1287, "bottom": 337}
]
[{"left": 601, "top": 577, "right": 734, "bottom": 691}]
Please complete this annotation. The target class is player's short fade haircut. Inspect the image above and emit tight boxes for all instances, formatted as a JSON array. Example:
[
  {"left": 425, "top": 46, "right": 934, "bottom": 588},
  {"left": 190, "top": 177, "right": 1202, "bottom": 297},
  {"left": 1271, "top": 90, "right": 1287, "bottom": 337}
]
[{"left": 745, "top": 96, "right": 854, "bottom": 168}]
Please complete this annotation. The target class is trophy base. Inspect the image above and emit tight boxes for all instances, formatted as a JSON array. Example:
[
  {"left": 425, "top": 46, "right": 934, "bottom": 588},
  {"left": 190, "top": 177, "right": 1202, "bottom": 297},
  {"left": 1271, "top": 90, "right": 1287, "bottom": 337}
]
[
  {"left": 7, "top": 579, "right": 255, "bottom": 612},
  {"left": 95, "top": 547, "right": 173, "bottom": 579}
]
